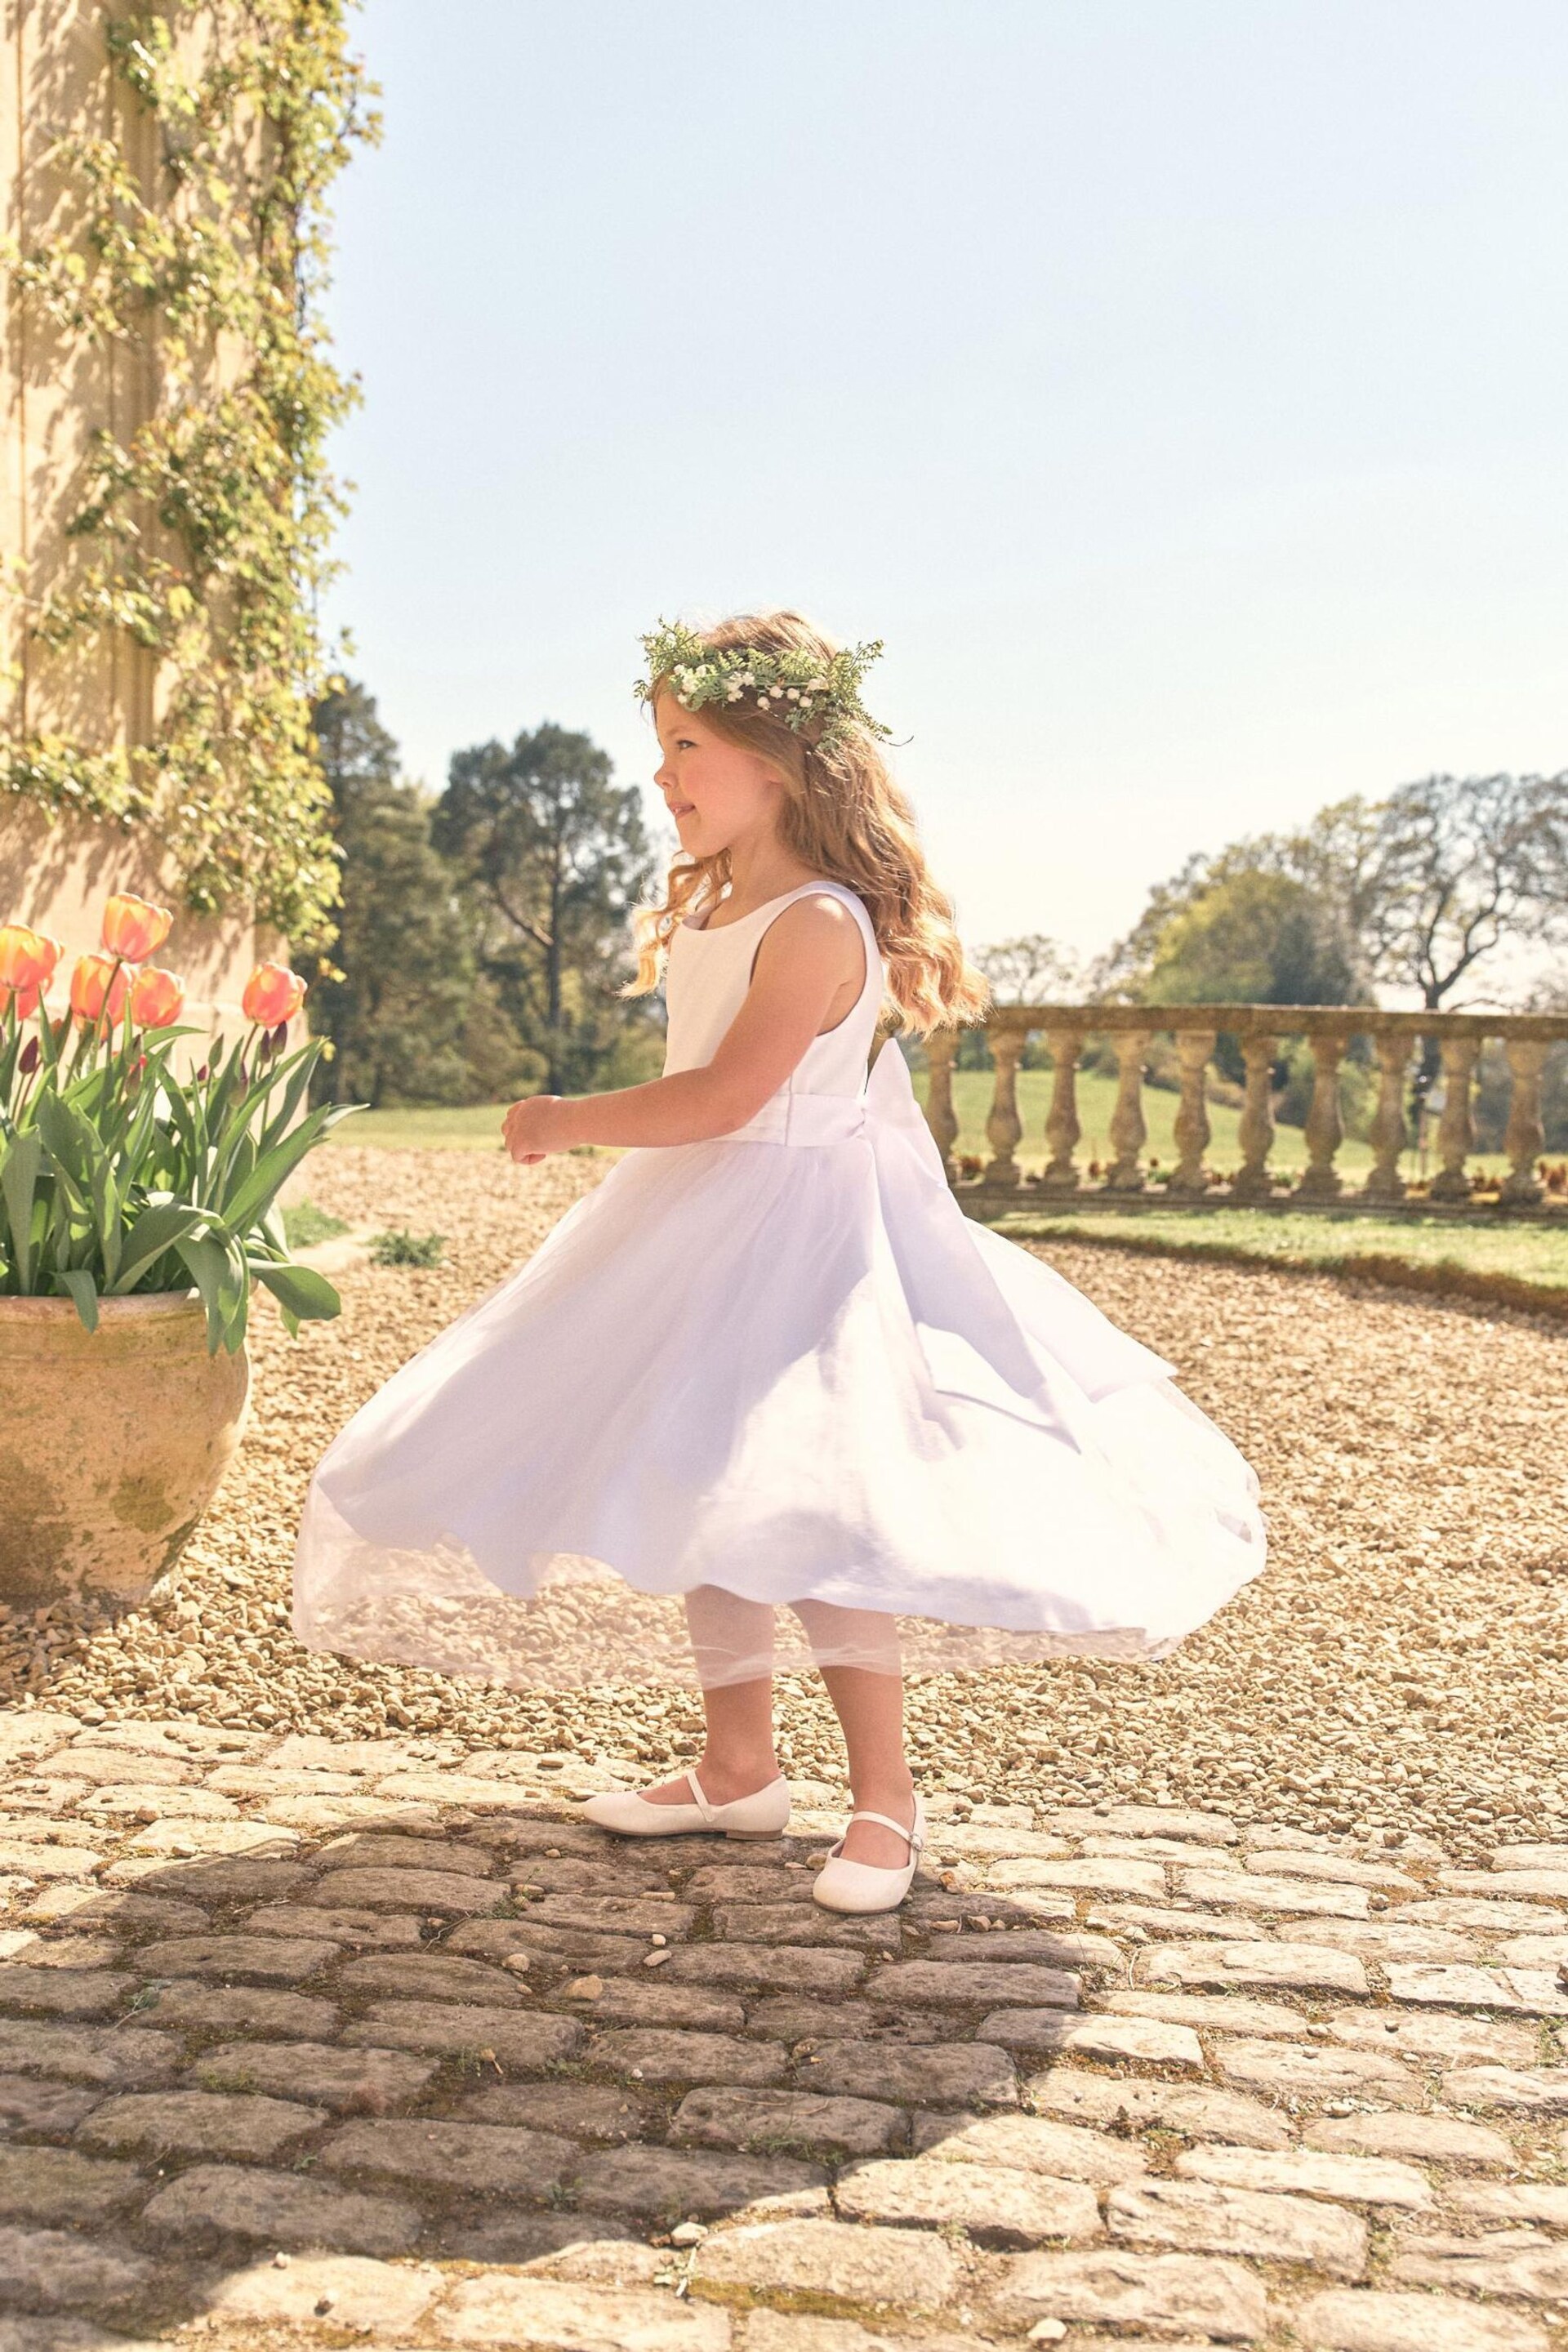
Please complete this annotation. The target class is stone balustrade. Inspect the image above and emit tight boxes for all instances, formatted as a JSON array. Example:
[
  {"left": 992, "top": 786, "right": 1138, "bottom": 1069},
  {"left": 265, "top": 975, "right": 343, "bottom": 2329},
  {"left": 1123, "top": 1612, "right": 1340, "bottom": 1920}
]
[{"left": 914, "top": 1004, "right": 1568, "bottom": 1213}]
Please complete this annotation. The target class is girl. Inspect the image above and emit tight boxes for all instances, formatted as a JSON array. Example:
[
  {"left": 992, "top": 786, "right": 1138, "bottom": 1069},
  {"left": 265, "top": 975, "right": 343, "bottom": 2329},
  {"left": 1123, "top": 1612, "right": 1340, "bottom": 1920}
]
[{"left": 293, "top": 609, "right": 1266, "bottom": 1914}]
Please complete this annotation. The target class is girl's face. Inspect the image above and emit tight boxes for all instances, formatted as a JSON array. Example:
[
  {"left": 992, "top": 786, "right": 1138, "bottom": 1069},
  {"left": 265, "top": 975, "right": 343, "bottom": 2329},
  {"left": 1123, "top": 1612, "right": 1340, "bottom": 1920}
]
[{"left": 653, "top": 693, "right": 786, "bottom": 860}]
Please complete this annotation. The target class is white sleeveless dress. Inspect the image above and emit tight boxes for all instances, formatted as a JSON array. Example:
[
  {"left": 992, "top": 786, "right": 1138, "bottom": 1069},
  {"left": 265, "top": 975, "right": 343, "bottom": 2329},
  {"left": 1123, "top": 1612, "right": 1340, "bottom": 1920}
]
[{"left": 292, "top": 880, "right": 1266, "bottom": 1690}]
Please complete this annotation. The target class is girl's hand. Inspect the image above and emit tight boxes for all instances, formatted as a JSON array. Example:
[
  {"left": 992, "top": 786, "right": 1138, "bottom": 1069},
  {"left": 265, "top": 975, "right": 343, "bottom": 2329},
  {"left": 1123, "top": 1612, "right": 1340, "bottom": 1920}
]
[{"left": 504, "top": 1094, "right": 568, "bottom": 1165}]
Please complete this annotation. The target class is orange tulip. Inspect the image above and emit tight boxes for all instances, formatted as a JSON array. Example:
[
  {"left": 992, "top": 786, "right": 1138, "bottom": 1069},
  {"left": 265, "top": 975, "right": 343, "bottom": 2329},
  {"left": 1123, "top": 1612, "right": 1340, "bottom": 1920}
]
[
  {"left": 70, "top": 953, "right": 131, "bottom": 1023},
  {"left": 241, "top": 961, "right": 307, "bottom": 1027},
  {"left": 2, "top": 980, "right": 44, "bottom": 1019},
  {"left": 0, "top": 924, "right": 63, "bottom": 991},
  {"left": 129, "top": 965, "right": 186, "bottom": 1027},
  {"left": 100, "top": 891, "right": 173, "bottom": 961}
]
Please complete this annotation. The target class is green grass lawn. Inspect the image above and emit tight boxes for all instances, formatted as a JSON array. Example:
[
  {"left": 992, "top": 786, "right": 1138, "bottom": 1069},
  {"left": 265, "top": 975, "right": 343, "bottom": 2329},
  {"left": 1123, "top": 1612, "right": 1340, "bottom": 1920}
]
[
  {"left": 995, "top": 1203, "right": 1568, "bottom": 1302},
  {"left": 325, "top": 1104, "right": 510, "bottom": 1149}
]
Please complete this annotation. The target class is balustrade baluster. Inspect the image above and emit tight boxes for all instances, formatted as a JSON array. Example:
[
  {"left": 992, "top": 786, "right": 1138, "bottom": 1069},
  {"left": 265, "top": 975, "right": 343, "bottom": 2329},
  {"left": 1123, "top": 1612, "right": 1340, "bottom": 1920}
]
[
  {"left": 922, "top": 1029, "right": 960, "bottom": 1181},
  {"left": 1363, "top": 1030, "right": 1411, "bottom": 1205},
  {"left": 1105, "top": 1030, "right": 1152, "bottom": 1192},
  {"left": 984, "top": 1029, "right": 1025, "bottom": 1187},
  {"left": 1040, "top": 1027, "right": 1085, "bottom": 1192},
  {"left": 1295, "top": 1034, "right": 1346, "bottom": 1201},
  {"left": 1429, "top": 1036, "right": 1481, "bottom": 1201},
  {"left": 1169, "top": 1030, "right": 1216, "bottom": 1195},
  {"left": 1229, "top": 1034, "right": 1277, "bottom": 1201},
  {"left": 1501, "top": 1039, "right": 1548, "bottom": 1205}
]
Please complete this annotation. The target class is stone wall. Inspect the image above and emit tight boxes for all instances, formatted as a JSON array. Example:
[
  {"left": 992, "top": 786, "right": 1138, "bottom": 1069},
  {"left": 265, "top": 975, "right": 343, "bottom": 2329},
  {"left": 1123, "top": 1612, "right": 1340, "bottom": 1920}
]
[{"left": 1, "top": 0, "right": 265, "bottom": 1027}]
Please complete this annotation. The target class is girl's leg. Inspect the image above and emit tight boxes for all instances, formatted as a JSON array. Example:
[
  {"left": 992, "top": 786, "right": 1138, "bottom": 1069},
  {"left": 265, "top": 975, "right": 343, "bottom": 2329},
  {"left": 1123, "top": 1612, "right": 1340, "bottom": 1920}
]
[
  {"left": 640, "top": 1587, "right": 780, "bottom": 1807},
  {"left": 794, "top": 1601, "right": 915, "bottom": 1866}
]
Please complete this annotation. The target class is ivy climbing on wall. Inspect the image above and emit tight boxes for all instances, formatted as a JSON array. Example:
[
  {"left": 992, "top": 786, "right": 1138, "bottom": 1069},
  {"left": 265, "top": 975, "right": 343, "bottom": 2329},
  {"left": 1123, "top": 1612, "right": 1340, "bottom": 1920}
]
[{"left": 2, "top": 2, "right": 380, "bottom": 942}]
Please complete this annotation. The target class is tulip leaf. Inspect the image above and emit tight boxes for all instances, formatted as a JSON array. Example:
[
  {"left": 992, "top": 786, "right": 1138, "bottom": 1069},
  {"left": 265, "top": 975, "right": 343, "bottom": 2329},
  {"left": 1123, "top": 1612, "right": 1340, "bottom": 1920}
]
[
  {"left": 250, "top": 1258, "right": 342, "bottom": 1325},
  {"left": 176, "top": 1232, "right": 230, "bottom": 1354},
  {"left": 0, "top": 1130, "right": 42, "bottom": 1291},
  {"left": 56, "top": 1267, "right": 99, "bottom": 1333},
  {"left": 35, "top": 1089, "right": 98, "bottom": 1189},
  {"left": 256, "top": 1049, "right": 318, "bottom": 1155},
  {"left": 221, "top": 1103, "right": 339, "bottom": 1236},
  {"left": 113, "top": 1199, "right": 207, "bottom": 1292}
]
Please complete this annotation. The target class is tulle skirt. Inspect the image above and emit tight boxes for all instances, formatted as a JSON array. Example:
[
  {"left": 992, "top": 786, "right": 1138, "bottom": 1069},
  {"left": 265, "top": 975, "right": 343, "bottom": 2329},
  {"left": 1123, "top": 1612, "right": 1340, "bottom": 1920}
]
[{"left": 292, "top": 1048, "right": 1267, "bottom": 1691}]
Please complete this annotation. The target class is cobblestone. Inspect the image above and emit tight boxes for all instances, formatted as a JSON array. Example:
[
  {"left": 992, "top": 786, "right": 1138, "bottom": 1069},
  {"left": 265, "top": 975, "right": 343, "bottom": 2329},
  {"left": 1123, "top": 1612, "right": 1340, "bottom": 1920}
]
[
  {"left": 590, "top": 2029, "right": 789, "bottom": 2087},
  {"left": 141, "top": 2161, "right": 421, "bottom": 2256},
  {"left": 186, "top": 2037, "right": 437, "bottom": 2110},
  {"left": 434, "top": 2275, "right": 732, "bottom": 2350},
  {"left": 339, "top": 2000, "right": 582, "bottom": 2065},
  {"left": 910, "top": 2108, "right": 1151, "bottom": 2181},
  {"left": 672, "top": 2085, "right": 905, "bottom": 2157},
  {"left": 798, "top": 2039, "right": 1018, "bottom": 2107},
  {"left": 834, "top": 2154, "right": 1099, "bottom": 2243},
  {"left": 991, "top": 2247, "right": 1267, "bottom": 2338},
  {"left": 0, "top": 2221, "right": 153, "bottom": 2318},
  {"left": 0, "top": 2144, "right": 144, "bottom": 2226},
  {"left": 1107, "top": 2175, "right": 1369, "bottom": 2275},
  {"left": 693, "top": 2216, "right": 958, "bottom": 2308},
  {"left": 1298, "top": 2287, "right": 1552, "bottom": 2350},
  {"left": 78, "top": 2087, "right": 326, "bottom": 2161},
  {"left": 321, "top": 2116, "right": 578, "bottom": 2194},
  {"left": 1, "top": 1704, "right": 1566, "bottom": 2349},
  {"left": 576, "top": 2145, "right": 829, "bottom": 2220}
]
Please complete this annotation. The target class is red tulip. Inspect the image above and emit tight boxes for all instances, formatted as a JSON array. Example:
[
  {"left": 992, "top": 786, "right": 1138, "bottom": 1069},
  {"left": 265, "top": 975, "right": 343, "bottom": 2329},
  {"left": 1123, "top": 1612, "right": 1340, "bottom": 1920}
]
[
  {"left": 1, "top": 980, "right": 43, "bottom": 1019},
  {"left": 242, "top": 961, "right": 307, "bottom": 1027},
  {"left": 130, "top": 966, "right": 185, "bottom": 1027},
  {"left": 0, "top": 924, "right": 62, "bottom": 991},
  {"left": 70, "top": 953, "right": 131, "bottom": 1023},
  {"left": 100, "top": 892, "right": 172, "bottom": 961}
]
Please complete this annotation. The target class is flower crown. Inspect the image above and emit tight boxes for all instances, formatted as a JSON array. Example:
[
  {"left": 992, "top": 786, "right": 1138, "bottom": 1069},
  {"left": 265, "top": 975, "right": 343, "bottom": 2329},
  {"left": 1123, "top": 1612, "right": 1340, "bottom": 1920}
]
[{"left": 635, "top": 617, "right": 892, "bottom": 752}]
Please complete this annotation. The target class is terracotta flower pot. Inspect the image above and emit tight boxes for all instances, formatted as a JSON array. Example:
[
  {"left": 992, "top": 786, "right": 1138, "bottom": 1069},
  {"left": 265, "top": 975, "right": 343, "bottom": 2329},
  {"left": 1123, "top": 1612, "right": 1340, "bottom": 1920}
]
[{"left": 0, "top": 1292, "right": 250, "bottom": 1610}]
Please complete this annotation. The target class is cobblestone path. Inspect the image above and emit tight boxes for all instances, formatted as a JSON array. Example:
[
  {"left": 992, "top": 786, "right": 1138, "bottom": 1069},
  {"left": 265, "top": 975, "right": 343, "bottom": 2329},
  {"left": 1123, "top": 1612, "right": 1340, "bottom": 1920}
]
[{"left": 2, "top": 1712, "right": 1567, "bottom": 2346}]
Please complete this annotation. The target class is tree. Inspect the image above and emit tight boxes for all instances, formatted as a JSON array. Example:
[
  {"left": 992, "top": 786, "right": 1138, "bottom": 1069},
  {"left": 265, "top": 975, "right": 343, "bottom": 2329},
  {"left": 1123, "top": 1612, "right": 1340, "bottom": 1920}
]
[
  {"left": 434, "top": 724, "right": 656, "bottom": 1093},
  {"left": 1350, "top": 773, "right": 1568, "bottom": 1011},
  {"left": 308, "top": 684, "right": 538, "bottom": 1107},
  {"left": 1143, "top": 869, "right": 1359, "bottom": 1009},
  {"left": 975, "top": 934, "right": 1085, "bottom": 1004},
  {"left": 1102, "top": 773, "right": 1568, "bottom": 1014}
]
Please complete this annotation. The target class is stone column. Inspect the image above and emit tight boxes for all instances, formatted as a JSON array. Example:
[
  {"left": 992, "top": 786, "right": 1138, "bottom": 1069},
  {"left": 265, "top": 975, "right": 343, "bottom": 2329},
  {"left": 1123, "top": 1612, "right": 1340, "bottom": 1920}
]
[
  {"left": 1040, "top": 1027, "right": 1084, "bottom": 1192},
  {"left": 1105, "top": 1031, "right": 1151, "bottom": 1192},
  {"left": 1169, "top": 1030, "right": 1216, "bottom": 1195},
  {"left": 1295, "top": 1035, "right": 1346, "bottom": 1201},
  {"left": 1229, "top": 1034, "right": 1277, "bottom": 1201},
  {"left": 1362, "top": 1029, "right": 1411, "bottom": 1205},
  {"left": 1500, "top": 1038, "right": 1547, "bottom": 1205},
  {"left": 984, "top": 1030, "right": 1025, "bottom": 1189},
  {"left": 923, "top": 1028, "right": 960, "bottom": 1183},
  {"left": 1429, "top": 1035, "right": 1481, "bottom": 1201}
]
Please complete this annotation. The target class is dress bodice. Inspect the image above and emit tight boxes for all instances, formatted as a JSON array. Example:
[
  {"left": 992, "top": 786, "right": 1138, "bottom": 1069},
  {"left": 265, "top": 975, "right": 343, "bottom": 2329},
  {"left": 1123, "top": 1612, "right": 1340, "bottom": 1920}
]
[{"left": 662, "top": 880, "right": 884, "bottom": 1107}]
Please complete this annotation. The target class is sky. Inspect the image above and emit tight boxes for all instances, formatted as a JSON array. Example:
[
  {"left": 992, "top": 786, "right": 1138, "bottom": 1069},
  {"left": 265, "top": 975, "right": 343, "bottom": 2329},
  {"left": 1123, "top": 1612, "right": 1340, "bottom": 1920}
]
[{"left": 321, "top": 0, "right": 1568, "bottom": 963}]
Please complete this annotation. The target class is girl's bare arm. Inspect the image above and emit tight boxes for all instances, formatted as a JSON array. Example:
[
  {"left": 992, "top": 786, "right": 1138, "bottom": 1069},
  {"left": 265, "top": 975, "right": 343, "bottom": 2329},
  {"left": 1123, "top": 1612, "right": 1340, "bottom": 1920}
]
[{"left": 503, "top": 896, "right": 867, "bottom": 1159}]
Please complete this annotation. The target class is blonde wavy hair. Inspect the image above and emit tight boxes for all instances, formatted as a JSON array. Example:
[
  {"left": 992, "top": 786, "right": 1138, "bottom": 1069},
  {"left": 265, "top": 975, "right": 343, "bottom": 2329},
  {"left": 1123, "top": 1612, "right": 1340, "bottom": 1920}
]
[{"left": 623, "top": 609, "right": 989, "bottom": 1036}]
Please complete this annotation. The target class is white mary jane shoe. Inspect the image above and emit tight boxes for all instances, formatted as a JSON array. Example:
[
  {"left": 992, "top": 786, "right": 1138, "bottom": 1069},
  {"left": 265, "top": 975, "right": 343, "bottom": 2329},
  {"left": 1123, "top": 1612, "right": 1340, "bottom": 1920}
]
[
  {"left": 812, "top": 1790, "right": 926, "bottom": 1914},
  {"left": 581, "top": 1765, "right": 791, "bottom": 1841}
]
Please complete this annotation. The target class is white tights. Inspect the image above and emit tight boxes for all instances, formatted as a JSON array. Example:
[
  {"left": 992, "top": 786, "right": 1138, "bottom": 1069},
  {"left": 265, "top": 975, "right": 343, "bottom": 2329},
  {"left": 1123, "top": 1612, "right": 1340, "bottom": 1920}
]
[{"left": 683, "top": 1583, "right": 902, "bottom": 1687}]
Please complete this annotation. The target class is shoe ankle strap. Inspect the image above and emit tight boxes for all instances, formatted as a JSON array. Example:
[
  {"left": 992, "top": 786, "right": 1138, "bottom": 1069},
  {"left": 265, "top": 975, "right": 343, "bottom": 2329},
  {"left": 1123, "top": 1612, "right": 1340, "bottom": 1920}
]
[
  {"left": 682, "top": 1767, "right": 717, "bottom": 1823},
  {"left": 847, "top": 1806, "right": 924, "bottom": 1855}
]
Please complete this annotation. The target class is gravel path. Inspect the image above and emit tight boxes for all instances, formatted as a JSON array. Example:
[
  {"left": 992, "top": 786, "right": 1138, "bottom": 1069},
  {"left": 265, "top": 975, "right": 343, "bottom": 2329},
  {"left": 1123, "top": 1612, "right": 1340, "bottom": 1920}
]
[{"left": 3, "top": 1145, "right": 1566, "bottom": 1849}]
